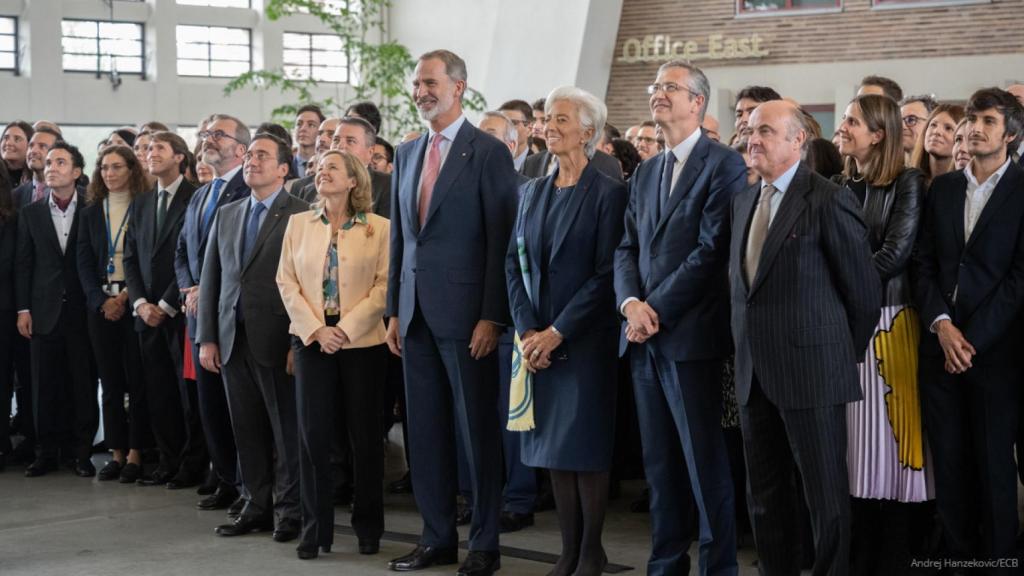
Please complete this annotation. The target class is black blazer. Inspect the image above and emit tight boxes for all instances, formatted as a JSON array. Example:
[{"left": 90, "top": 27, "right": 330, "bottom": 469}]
[
  {"left": 729, "top": 162, "right": 881, "bottom": 409},
  {"left": 15, "top": 193, "right": 88, "bottom": 335},
  {"left": 914, "top": 161, "right": 1024, "bottom": 357},
  {"left": 76, "top": 199, "right": 129, "bottom": 313},
  {"left": 124, "top": 179, "right": 196, "bottom": 332},
  {"left": 614, "top": 134, "right": 748, "bottom": 361},
  {"left": 0, "top": 211, "right": 15, "bottom": 311},
  {"left": 522, "top": 150, "right": 624, "bottom": 182}
]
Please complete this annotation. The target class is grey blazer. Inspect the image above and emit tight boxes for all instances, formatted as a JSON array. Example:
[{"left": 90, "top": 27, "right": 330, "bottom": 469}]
[{"left": 196, "top": 190, "right": 309, "bottom": 367}]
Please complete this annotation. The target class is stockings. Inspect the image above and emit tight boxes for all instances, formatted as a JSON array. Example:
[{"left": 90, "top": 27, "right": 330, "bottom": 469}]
[{"left": 548, "top": 469, "right": 610, "bottom": 576}]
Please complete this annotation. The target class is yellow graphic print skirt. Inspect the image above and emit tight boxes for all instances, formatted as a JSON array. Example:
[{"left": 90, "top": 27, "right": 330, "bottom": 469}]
[{"left": 847, "top": 305, "right": 934, "bottom": 502}]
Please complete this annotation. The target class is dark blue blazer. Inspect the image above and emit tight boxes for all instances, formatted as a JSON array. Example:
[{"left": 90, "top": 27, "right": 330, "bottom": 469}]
[
  {"left": 613, "top": 132, "right": 747, "bottom": 361},
  {"left": 915, "top": 160, "right": 1024, "bottom": 357},
  {"left": 174, "top": 169, "right": 249, "bottom": 335},
  {"left": 506, "top": 163, "right": 627, "bottom": 339},
  {"left": 386, "top": 120, "right": 518, "bottom": 339},
  {"left": 76, "top": 199, "right": 132, "bottom": 313}
]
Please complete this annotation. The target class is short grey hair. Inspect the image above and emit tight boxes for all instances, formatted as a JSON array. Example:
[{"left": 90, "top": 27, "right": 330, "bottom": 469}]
[
  {"left": 544, "top": 85, "right": 607, "bottom": 157},
  {"left": 656, "top": 60, "right": 711, "bottom": 122},
  {"left": 419, "top": 49, "right": 467, "bottom": 83},
  {"left": 481, "top": 111, "right": 517, "bottom": 146},
  {"left": 209, "top": 114, "right": 251, "bottom": 146}
]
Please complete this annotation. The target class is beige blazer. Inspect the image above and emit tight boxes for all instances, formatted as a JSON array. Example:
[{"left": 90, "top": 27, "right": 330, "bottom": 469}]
[{"left": 277, "top": 209, "right": 389, "bottom": 349}]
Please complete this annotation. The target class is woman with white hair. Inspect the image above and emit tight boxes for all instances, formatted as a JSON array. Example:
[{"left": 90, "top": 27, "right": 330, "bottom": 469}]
[{"left": 505, "top": 86, "right": 627, "bottom": 576}]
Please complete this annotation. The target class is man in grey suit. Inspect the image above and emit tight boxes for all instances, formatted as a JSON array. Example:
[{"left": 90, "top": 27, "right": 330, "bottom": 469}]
[
  {"left": 385, "top": 50, "right": 517, "bottom": 576},
  {"left": 729, "top": 101, "right": 880, "bottom": 576},
  {"left": 197, "top": 134, "right": 308, "bottom": 542}
]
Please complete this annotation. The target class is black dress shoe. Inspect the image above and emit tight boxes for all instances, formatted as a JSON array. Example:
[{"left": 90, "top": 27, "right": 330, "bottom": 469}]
[
  {"left": 118, "top": 462, "right": 142, "bottom": 483},
  {"left": 388, "top": 545, "right": 459, "bottom": 571},
  {"left": 455, "top": 506, "right": 473, "bottom": 526},
  {"left": 97, "top": 460, "right": 123, "bottom": 481},
  {"left": 388, "top": 472, "right": 413, "bottom": 494},
  {"left": 457, "top": 550, "right": 500, "bottom": 576},
  {"left": 499, "top": 511, "right": 534, "bottom": 533},
  {"left": 358, "top": 540, "right": 380, "bottom": 555},
  {"left": 215, "top": 515, "right": 273, "bottom": 537},
  {"left": 296, "top": 544, "right": 319, "bottom": 560},
  {"left": 227, "top": 496, "right": 245, "bottom": 517},
  {"left": 75, "top": 458, "right": 96, "bottom": 477},
  {"left": 197, "top": 486, "right": 239, "bottom": 510},
  {"left": 196, "top": 469, "right": 218, "bottom": 495},
  {"left": 137, "top": 467, "right": 173, "bottom": 486},
  {"left": 272, "top": 519, "right": 300, "bottom": 542},
  {"left": 166, "top": 470, "right": 201, "bottom": 490},
  {"left": 25, "top": 458, "right": 57, "bottom": 477}
]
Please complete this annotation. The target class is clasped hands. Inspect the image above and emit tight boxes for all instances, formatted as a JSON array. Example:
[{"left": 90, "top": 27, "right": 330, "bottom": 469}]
[
  {"left": 313, "top": 325, "right": 350, "bottom": 354},
  {"left": 520, "top": 327, "right": 563, "bottom": 373},
  {"left": 101, "top": 292, "right": 129, "bottom": 322},
  {"left": 934, "top": 319, "right": 975, "bottom": 374},
  {"left": 624, "top": 300, "right": 659, "bottom": 344}
]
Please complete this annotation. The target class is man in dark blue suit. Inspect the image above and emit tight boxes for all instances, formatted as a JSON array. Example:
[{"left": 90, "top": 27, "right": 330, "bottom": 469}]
[
  {"left": 175, "top": 115, "right": 251, "bottom": 512},
  {"left": 385, "top": 50, "right": 517, "bottom": 576},
  {"left": 614, "top": 61, "right": 747, "bottom": 576}
]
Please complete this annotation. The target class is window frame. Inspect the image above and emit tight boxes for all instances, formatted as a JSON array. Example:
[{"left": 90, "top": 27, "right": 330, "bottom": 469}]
[
  {"left": 174, "top": 0, "right": 251, "bottom": 8},
  {"left": 175, "top": 24, "right": 253, "bottom": 79},
  {"left": 736, "top": 0, "right": 842, "bottom": 17},
  {"left": 0, "top": 16, "right": 18, "bottom": 75},
  {"left": 61, "top": 18, "right": 146, "bottom": 79},
  {"left": 871, "top": 0, "right": 989, "bottom": 10},
  {"left": 281, "top": 31, "right": 350, "bottom": 84}
]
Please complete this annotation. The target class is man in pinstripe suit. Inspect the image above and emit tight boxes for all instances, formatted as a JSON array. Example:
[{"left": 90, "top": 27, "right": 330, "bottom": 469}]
[{"left": 729, "top": 100, "right": 880, "bottom": 576}]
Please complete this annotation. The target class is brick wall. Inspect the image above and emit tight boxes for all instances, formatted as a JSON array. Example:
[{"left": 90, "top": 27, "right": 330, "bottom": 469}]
[{"left": 606, "top": 0, "right": 1024, "bottom": 127}]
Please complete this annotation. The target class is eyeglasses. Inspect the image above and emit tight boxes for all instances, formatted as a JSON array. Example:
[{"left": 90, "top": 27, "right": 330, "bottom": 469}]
[
  {"left": 198, "top": 129, "right": 242, "bottom": 143},
  {"left": 100, "top": 163, "right": 127, "bottom": 172},
  {"left": 901, "top": 115, "right": 928, "bottom": 128},
  {"left": 635, "top": 136, "right": 659, "bottom": 145},
  {"left": 371, "top": 153, "right": 388, "bottom": 164},
  {"left": 243, "top": 151, "right": 275, "bottom": 163},
  {"left": 647, "top": 83, "right": 697, "bottom": 97}
]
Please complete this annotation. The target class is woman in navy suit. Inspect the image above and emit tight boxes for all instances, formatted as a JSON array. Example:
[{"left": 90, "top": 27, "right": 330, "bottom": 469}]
[{"left": 505, "top": 86, "right": 627, "bottom": 576}]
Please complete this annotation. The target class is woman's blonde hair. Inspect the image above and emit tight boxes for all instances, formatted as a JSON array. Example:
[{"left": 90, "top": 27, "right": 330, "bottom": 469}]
[{"left": 313, "top": 150, "right": 374, "bottom": 215}]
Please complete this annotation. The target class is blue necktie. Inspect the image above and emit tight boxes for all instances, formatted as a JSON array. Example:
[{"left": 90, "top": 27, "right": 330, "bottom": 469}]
[
  {"left": 658, "top": 151, "right": 675, "bottom": 216},
  {"left": 201, "top": 178, "right": 225, "bottom": 236},
  {"left": 242, "top": 202, "right": 267, "bottom": 264}
]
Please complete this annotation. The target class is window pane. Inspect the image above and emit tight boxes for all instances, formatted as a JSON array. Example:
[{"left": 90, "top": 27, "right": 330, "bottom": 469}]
[
  {"left": 0, "top": 53, "right": 14, "bottom": 69},
  {"left": 282, "top": 33, "right": 308, "bottom": 49},
  {"left": 115, "top": 55, "right": 143, "bottom": 73},
  {"left": 62, "top": 21, "right": 97, "bottom": 37},
  {"left": 214, "top": 27, "right": 249, "bottom": 45},
  {"left": 62, "top": 20, "right": 143, "bottom": 74},
  {"left": 63, "top": 37, "right": 97, "bottom": 54},
  {"left": 312, "top": 51, "right": 343, "bottom": 67},
  {"left": 63, "top": 53, "right": 98, "bottom": 71},
  {"left": 178, "top": 59, "right": 209, "bottom": 76},
  {"left": 176, "top": 0, "right": 249, "bottom": 7},
  {"left": 177, "top": 25, "right": 209, "bottom": 43},
  {"left": 210, "top": 60, "right": 249, "bottom": 77},
  {"left": 0, "top": 18, "right": 14, "bottom": 35},
  {"left": 100, "top": 22, "right": 142, "bottom": 40},
  {"left": 0, "top": 36, "right": 13, "bottom": 52},
  {"left": 283, "top": 49, "right": 309, "bottom": 65},
  {"left": 100, "top": 38, "right": 142, "bottom": 57},
  {"left": 284, "top": 65, "right": 309, "bottom": 80},
  {"left": 311, "top": 35, "right": 343, "bottom": 51},
  {"left": 210, "top": 44, "right": 249, "bottom": 61},
  {"left": 312, "top": 66, "right": 346, "bottom": 83}
]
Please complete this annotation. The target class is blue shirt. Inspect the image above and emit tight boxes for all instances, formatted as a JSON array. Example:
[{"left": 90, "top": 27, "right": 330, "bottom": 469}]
[
  {"left": 762, "top": 159, "right": 800, "bottom": 226},
  {"left": 247, "top": 188, "right": 281, "bottom": 234}
]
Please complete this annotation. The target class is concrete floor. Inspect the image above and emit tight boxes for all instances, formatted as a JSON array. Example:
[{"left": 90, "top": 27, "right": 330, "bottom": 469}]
[{"left": 0, "top": 434, "right": 764, "bottom": 576}]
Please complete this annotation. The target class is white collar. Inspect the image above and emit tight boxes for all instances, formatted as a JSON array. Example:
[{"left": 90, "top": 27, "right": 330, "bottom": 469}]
[
  {"left": 762, "top": 159, "right": 801, "bottom": 195},
  {"left": 666, "top": 126, "right": 702, "bottom": 163},
  {"left": 427, "top": 114, "right": 467, "bottom": 144},
  {"left": 965, "top": 157, "right": 1012, "bottom": 188}
]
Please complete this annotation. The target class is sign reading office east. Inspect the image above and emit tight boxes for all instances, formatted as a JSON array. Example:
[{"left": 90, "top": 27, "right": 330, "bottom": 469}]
[{"left": 618, "top": 33, "right": 769, "bottom": 64}]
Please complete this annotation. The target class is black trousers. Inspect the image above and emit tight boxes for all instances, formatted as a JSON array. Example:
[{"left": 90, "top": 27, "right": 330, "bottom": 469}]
[
  {"left": 189, "top": 331, "right": 238, "bottom": 488},
  {"left": 222, "top": 328, "right": 299, "bottom": 525},
  {"left": 11, "top": 317, "right": 33, "bottom": 445},
  {"left": 293, "top": 339, "right": 386, "bottom": 547},
  {"left": 920, "top": 349, "right": 1020, "bottom": 568},
  {"left": 738, "top": 376, "right": 850, "bottom": 576},
  {"left": 0, "top": 310, "right": 15, "bottom": 454},
  {"left": 88, "top": 309, "right": 150, "bottom": 452},
  {"left": 138, "top": 319, "right": 187, "bottom": 470},
  {"left": 32, "top": 303, "right": 97, "bottom": 460}
]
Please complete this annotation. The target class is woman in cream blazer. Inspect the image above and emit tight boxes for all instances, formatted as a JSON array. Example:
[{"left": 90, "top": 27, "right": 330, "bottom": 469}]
[{"left": 277, "top": 150, "right": 389, "bottom": 560}]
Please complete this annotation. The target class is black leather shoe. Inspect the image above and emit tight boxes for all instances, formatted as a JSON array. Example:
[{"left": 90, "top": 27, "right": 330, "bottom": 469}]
[
  {"left": 296, "top": 544, "right": 319, "bottom": 560},
  {"left": 272, "top": 519, "right": 300, "bottom": 542},
  {"left": 197, "top": 485, "right": 239, "bottom": 510},
  {"left": 24, "top": 458, "right": 57, "bottom": 477},
  {"left": 215, "top": 515, "right": 273, "bottom": 537},
  {"left": 137, "top": 467, "right": 173, "bottom": 486},
  {"left": 118, "top": 462, "right": 142, "bottom": 484},
  {"left": 457, "top": 550, "right": 500, "bottom": 576},
  {"left": 388, "top": 545, "right": 458, "bottom": 571},
  {"left": 455, "top": 506, "right": 472, "bottom": 526},
  {"left": 75, "top": 458, "right": 96, "bottom": 478},
  {"left": 97, "top": 460, "right": 123, "bottom": 481},
  {"left": 196, "top": 469, "right": 218, "bottom": 495},
  {"left": 166, "top": 469, "right": 201, "bottom": 490},
  {"left": 499, "top": 511, "right": 534, "bottom": 533},
  {"left": 388, "top": 472, "right": 413, "bottom": 494},
  {"left": 227, "top": 496, "right": 245, "bottom": 518},
  {"left": 358, "top": 540, "right": 380, "bottom": 555}
]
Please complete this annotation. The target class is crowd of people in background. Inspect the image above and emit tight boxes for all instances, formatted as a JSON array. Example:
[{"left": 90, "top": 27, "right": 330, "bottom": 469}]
[{"left": 1, "top": 47, "right": 1023, "bottom": 576}]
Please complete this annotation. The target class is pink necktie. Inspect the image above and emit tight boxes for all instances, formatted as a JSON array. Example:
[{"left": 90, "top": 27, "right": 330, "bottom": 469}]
[
  {"left": 33, "top": 181, "right": 46, "bottom": 203},
  {"left": 418, "top": 134, "right": 443, "bottom": 228}
]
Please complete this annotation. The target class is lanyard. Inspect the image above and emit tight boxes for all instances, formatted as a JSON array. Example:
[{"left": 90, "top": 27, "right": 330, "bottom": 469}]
[{"left": 104, "top": 197, "right": 132, "bottom": 276}]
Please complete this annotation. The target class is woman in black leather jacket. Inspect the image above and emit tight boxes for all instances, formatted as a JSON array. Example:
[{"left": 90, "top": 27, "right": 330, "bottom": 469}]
[{"left": 835, "top": 93, "right": 928, "bottom": 576}]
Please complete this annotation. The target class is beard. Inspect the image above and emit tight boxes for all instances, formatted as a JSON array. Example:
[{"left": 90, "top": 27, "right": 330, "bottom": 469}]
[{"left": 417, "top": 90, "right": 456, "bottom": 122}]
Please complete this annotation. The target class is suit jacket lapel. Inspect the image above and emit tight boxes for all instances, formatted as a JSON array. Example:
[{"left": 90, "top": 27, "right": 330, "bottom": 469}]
[
  {"left": 965, "top": 162, "right": 1020, "bottom": 251},
  {"left": 526, "top": 175, "right": 553, "bottom": 302},
  {"left": 243, "top": 191, "right": 289, "bottom": 273},
  {"left": 422, "top": 122, "right": 475, "bottom": 229},
  {"left": 749, "top": 165, "right": 811, "bottom": 297},
  {"left": 951, "top": 176, "right": 966, "bottom": 250},
  {"left": 550, "top": 164, "right": 597, "bottom": 263},
  {"left": 405, "top": 135, "right": 429, "bottom": 235},
  {"left": 155, "top": 185, "right": 190, "bottom": 250},
  {"left": 652, "top": 136, "right": 709, "bottom": 241}
]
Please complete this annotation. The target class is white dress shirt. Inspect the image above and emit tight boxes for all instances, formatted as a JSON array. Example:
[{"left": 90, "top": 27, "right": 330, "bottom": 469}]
[
  {"left": 416, "top": 114, "right": 467, "bottom": 205},
  {"left": 48, "top": 192, "right": 78, "bottom": 254},
  {"left": 134, "top": 175, "right": 185, "bottom": 318}
]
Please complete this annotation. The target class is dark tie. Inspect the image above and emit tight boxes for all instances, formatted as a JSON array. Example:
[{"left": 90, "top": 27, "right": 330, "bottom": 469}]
[
  {"left": 659, "top": 151, "right": 676, "bottom": 215},
  {"left": 156, "top": 189, "right": 169, "bottom": 235},
  {"left": 242, "top": 202, "right": 267, "bottom": 264},
  {"left": 201, "top": 178, "right": 225, "bottom": 235}
]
